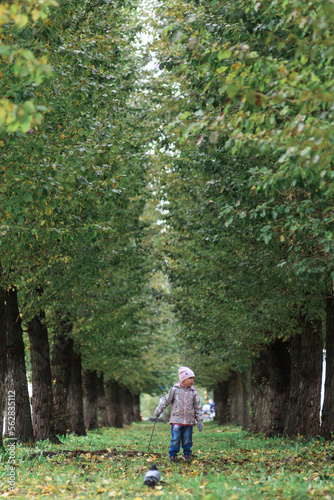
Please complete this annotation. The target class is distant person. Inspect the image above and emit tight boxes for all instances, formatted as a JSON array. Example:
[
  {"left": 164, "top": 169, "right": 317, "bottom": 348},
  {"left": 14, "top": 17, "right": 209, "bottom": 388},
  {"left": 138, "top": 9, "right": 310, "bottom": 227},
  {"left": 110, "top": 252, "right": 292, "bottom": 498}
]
[
  {"left": 154, "top": 366, "right": 203, "bottom": 462},
  {"left": 209, "top": 399, "right": 215, "bottom": 419},
  {"left": 202, "top": 403, "right": 211, "bottom": 420}
]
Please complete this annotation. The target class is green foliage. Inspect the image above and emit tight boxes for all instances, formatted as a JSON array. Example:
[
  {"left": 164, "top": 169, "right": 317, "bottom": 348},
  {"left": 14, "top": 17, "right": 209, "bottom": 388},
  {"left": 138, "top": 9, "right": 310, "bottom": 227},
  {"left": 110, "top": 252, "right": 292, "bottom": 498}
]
[
  {"left": 1, "top": 0, "right": 331, "bottom": 405},
  {"left": 1, "top": 0, "right": 175, "bottom": 395},
  {"left": 150, "top": 150, "right": 306, "bottom": 380},
  {"left": 152, "top": 0, "right": 334, "bottom": 276},
  {"left": 0, "top": 0, "right": 56, "bottom": 131},
  {"left": 141, "top": 0, "right": 332, "bottom": 385},
  {"left": 156, "top": 0, "right": 334, "bottom": 186}
]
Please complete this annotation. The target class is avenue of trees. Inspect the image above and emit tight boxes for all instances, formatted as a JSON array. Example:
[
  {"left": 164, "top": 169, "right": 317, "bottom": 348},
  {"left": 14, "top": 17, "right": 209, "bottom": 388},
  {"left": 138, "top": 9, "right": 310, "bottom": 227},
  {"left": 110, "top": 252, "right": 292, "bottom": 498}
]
[
  {"left": 147, "top": 0, "right": 334, "bottom": 439},
  {"left": 0, "top": 0, "right": 178, "bottom": 447},
  {"left": 1, "top": 0, "right": 334, "bottom": 446}
]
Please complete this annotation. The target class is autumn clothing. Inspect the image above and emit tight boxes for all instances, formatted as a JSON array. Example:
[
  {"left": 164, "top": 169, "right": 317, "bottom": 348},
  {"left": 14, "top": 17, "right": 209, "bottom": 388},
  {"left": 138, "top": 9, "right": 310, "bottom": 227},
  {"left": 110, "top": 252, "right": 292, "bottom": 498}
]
[
  {"left": 178, "top": 366, "right": 195, "bottom": 384},
  {"left": 155, "top": 382, "right": 203, "bottom": 426},
  {"left": 155, "top": 382, "right": 203, "bottom": 458}
]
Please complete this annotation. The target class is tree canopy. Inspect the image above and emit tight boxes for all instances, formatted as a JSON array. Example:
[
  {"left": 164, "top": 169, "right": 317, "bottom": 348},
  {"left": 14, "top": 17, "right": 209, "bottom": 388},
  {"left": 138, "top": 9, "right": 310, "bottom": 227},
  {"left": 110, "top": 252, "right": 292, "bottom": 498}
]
[{"left": 1, "top": 0, "right": 334, "bottom": 442}]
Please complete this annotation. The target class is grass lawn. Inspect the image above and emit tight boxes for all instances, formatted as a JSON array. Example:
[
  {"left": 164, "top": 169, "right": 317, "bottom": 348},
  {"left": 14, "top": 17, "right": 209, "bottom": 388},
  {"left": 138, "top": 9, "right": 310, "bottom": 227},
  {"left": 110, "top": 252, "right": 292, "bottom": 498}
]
[{"left": 1, "top": 421, "right": 334, "bottom": 499}]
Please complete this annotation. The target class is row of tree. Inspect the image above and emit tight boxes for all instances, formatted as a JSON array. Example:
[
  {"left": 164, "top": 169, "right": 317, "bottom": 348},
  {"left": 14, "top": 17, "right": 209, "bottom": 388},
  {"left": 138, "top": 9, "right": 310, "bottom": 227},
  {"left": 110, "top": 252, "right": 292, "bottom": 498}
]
[
  {"left": 0, "top": 0, "right": 178, "bottom": 447},
  {"left": 2, "top": 0, "right": 334, "bottom": 445},
  {"left": 147, "top": 0, "right": 334, "bottom": 438}
]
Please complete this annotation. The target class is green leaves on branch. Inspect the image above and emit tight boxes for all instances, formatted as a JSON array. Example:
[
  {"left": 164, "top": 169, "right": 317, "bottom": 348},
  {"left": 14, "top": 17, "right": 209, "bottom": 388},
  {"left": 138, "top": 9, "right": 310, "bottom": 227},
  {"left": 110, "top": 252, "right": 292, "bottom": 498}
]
[
  {"left": 0, "top": 0, "right": 56, "bottom": 131},
  {"left": 155, "top": 0, "right": 334, "bottom": 196},
  {"left": 0, "top": 99, "right": 48, "bottom": 132}
]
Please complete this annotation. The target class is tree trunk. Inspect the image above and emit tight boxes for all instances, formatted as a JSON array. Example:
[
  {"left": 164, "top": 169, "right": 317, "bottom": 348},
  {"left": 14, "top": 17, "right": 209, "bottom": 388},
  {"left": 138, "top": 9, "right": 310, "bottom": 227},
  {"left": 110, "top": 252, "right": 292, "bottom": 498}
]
[
  {"left": 228, "top": 372, "right": 244, "bottom": 426},
  {"left": 27, "top": 312, "right": 60, "bottom": 443},
  {"left": 83, "top": 369, "right": 98, "bottom": 431},
  {"left": 97, "top": 373, "right": 109, "bottom": 427},
  {"left": 105, "top": 379, "right": 123, "bottom": 428},
  {"left": 321, "top": 296, "right": 334, "bottom": 439},
  {"left": 67, "top": 343, "right": 86, "bottom": 436},
  {"left": 5, "top": 287, "right": 34, "bottom": 443},
  {"left": 250, "top": 338, "right": 291, "bottom": 436},
  {"left": 133, "top": 393, "right": 141, "bottom": 422},
  {"left": 242, "top": 369, "right": 251, "bottom": 429},
  {"left": 51, "top": 322, "right": 73, "bottom": 436},
  {"left": 121, "top": 386, "right": 134, "bottom": 425},
  {"left": 0, "top": 285, "right": 7, "bottom": 449},
  {"left": 213, "top": 380, "right": 229, "bottom": 425},
  {"left": 284, "top": 316, "right": 322, "bottom": 438}
]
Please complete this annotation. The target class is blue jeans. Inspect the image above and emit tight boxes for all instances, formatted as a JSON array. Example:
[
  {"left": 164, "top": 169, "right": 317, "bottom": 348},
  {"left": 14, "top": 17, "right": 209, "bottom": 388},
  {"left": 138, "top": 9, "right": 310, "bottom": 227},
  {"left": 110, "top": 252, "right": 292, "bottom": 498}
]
[{"left": 169, "top": 424, "right": 193, "bottom": 457}]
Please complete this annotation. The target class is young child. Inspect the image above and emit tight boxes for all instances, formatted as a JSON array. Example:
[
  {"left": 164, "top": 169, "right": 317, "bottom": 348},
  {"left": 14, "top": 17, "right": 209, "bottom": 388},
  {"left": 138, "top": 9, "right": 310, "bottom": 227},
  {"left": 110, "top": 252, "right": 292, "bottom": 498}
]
[{"left": 154, "top": 366, "right": 203, "bottom": 462}]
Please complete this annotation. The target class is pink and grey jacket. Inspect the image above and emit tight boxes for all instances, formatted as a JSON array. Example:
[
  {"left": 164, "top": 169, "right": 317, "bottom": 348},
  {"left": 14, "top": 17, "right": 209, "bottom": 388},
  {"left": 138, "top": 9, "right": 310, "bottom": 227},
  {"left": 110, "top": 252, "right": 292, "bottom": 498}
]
[{"left": 156, "top": 383, "right": 203, "bottom": 425}]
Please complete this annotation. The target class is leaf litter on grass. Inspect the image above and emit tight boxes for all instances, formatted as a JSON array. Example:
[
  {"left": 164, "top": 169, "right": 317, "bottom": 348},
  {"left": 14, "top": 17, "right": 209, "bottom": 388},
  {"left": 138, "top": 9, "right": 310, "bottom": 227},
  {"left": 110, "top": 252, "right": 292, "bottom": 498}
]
[{"left": 1, "top": 422, "right": 334, "bottom": 499}]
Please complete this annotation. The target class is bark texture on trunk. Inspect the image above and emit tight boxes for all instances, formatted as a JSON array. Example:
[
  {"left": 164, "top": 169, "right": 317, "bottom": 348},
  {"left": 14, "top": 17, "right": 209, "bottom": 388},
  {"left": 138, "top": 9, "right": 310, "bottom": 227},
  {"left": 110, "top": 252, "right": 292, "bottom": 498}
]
[
  {"left": 97, "top": 373, "right": 109, "bottom": 427},
  {"left": 105, "top": 379, "right": 123, "bottom": 428},
  {"left": 321, "top": 296, "right": 334, "bottom": 439},
  {"left": 67, "top": 343, "right": 86, "bottom": 436},
  {"left": 241, "top": 370, "right": 251, "bottom": 429},
  {"left": 6, "top": 288, "right": 34, "bottom": 443},
  {"left": 228, "top": 372, "right": 244, "bottom": 426},
  {"left": 27, "top": 312, "right": 59, "bottom": 443},
  {"left": 0, "top": 285, "right": 7, "bottom": 448},
  {"left": 121, "top": 386, "right": 134, "bottom": 425},
  {"left": 133, "top": 394, "right": 141, "bottom": 422},
  {"left": 83, "top": 369, "right": 98, "bottom": 431},
  {"left": 51, "top": 323, "right": 72, "bottom": 436},
  {"left": 213, "top": 380, "right": 229, "bottom": 425},
  {"left": 250, "top": 339, "right": 291, "bottom": 436},
  {"left": 284, "top": 316, "right": 322, "bottom": 438},
  {"left": 221, "top": 371, "right": 251, "bottom": 428}
]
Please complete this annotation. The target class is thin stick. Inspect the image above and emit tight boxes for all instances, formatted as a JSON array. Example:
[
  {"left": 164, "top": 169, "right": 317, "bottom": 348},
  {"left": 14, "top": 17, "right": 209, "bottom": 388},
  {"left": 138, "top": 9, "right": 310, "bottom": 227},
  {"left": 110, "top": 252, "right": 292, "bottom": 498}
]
[
  {"left": 138, "top": 417, "right": 158, "bottom": 477},
  {"left": 147, "top": 417, "right": 157, "bottom": 454}
]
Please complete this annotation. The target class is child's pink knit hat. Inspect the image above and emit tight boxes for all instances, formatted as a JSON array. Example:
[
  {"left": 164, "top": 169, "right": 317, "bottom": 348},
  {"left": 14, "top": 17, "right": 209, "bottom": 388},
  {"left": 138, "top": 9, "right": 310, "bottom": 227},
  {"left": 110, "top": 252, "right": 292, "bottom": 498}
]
[{"left": 178, "top": 366, "right": 195, "bottom": 384}]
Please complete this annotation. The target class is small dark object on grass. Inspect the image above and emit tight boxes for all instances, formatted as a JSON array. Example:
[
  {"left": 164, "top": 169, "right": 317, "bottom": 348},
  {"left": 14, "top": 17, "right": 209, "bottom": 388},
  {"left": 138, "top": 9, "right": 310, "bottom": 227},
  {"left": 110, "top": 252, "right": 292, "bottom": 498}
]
[{"left": 143, "top": 464, "right": 161, "bottom": 487}]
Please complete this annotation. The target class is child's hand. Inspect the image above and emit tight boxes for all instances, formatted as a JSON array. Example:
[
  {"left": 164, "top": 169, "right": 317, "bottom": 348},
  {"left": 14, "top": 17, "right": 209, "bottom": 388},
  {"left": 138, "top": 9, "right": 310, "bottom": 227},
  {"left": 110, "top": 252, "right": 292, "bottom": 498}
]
[
  {"left": 197, "top": 422, "right": 203, "bottom": 432},
  {"left": 154, "top": 409, "right": 161, "bottom": 417}
]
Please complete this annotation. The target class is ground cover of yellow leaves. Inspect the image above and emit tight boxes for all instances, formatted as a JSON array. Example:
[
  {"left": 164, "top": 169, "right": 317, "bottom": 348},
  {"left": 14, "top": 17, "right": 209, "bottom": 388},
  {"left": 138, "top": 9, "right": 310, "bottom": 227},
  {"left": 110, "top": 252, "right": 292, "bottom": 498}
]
[{"left": 1, "top": 421, "right": 334, "bottom": 499}]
